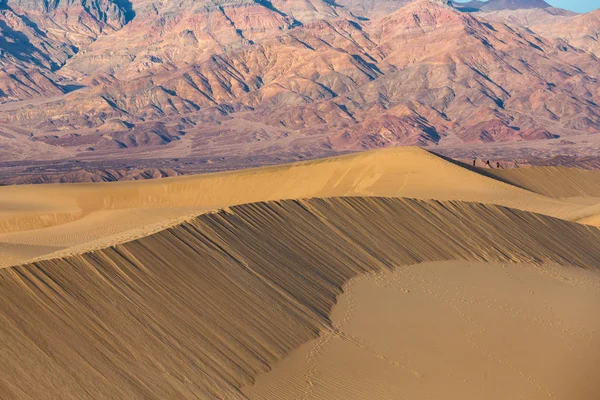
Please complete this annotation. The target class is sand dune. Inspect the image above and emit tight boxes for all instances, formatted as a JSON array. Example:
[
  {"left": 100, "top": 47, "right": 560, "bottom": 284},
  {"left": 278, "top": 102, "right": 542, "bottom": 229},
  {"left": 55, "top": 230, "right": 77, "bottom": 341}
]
[
  {"left": 3, "top": 148, "right": 600, "bottom": 399},
  {"left": 1, "top": 147, "right": 597, "bottom": 267},
  {"left": 245, "top": 260, "right": 600, "bottom": 400},
  {"left": 1, "top": 197, "right": 600, "bottom": 399},
  {"left": 489, "top": 167, "right": 600, "bottom": 198},
  {"left": 488, "top": 167, "right": 600, "bottom": 225}
]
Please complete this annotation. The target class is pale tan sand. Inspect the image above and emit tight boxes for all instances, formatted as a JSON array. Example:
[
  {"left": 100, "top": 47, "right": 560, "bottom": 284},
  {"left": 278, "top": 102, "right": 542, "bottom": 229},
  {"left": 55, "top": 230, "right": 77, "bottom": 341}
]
[
  {"left": 3, "top": 149, "right": 600, "bottom": 398},
  {"left": 244, "top": 261, "right": 600, "bottom": 400},
  {"left": 489, "top": 167, "right": 600, "bottom": 224},
  {"left": 2, "top": 197, "right": 600, "bottom": 399},
  {"left": 489, "top": 166, "right": 600, "bottom": 198},
  {"left": 0, "top": 147, "right": 597, "bottom": 267},
  {"left": 0, "top": 242, "right": 64, "bottom": 267},
  {"left": 0, "top": 208, "right": 206, "bottom": 267}
]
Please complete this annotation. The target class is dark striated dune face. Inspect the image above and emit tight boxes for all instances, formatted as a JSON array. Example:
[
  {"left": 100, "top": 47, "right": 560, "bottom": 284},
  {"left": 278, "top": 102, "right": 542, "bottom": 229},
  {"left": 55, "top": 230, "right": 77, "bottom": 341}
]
[{"left": 2, "top": 196, "right": 600, "bottom": 399}]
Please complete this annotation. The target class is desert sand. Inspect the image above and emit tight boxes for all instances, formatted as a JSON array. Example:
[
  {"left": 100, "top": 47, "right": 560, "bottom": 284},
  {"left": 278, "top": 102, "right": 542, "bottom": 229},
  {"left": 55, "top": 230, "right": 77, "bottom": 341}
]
[
  {"left": 1, "top": 148, "right": 600, "bottom": 399},
  {"left": 245, "top": 261, "right": 600, "bottom": 400},
  {"left": 2, "top": 147, "right": 600, "bottom": 267}
]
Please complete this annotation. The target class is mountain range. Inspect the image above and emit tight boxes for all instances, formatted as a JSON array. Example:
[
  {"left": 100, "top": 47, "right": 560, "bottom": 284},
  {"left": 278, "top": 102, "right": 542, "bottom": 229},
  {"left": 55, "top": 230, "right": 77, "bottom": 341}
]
[{"left": 0, "top": 0, "right": 598, "bottom": 182}]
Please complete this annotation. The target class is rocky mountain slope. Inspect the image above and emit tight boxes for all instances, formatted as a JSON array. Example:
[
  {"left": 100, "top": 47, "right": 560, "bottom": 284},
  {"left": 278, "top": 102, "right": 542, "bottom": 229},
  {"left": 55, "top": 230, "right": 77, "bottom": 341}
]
[
  {"left": 0, "top": 0, "right": 598, "bottom": 182},
  {"left": 531, "top": 9, "right": 600, "bottom": 56},
  {"left": 0, "top": 0, "right": 129, "bottom": 99}
]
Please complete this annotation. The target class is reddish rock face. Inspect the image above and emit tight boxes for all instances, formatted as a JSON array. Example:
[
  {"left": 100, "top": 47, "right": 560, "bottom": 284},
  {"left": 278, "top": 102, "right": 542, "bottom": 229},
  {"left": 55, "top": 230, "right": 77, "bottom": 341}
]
[{"left": 0, "top": 0, "right": 598, "bottom": 181}]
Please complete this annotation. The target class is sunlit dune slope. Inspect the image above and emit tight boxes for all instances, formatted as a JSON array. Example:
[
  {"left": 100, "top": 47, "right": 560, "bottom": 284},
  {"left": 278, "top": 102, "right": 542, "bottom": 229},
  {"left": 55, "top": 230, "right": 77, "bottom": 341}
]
[
  {"left": 2, "top": 197, "right": 600, "bottom": 399},
  {"left": 246, "top": 260, "right": 600, "bottom": 400},
  {"left": 0, "top": 147, "right": 592, "bottom": 266}
]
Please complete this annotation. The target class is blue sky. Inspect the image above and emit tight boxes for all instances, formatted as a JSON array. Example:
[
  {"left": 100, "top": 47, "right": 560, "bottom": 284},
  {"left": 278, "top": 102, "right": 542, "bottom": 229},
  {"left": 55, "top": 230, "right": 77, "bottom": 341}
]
[
  {"left": 546, "top": 0, "right": 599, "bottom": 12},
  {"left": 453, "top": 0, "right": 599, "bottom": 13}
]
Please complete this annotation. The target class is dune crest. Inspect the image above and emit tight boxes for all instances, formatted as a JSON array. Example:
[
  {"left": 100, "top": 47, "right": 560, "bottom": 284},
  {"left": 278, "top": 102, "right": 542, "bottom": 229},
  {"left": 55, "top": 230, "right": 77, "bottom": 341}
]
[
  {"left": 1, "top": 147, "right": 595, "bottom": 267},
  {"left": 2, "top": 197, "right": 600, "bottom": 399}
]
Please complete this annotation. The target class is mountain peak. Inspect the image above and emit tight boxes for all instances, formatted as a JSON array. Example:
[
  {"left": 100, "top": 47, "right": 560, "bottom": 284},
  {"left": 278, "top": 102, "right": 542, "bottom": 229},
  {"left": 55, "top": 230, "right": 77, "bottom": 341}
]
[
  {"left": 483, "top": 0, "right": 551, "bottom": 10},
  {"left": 429, "top": 0, "right": 453, "bottom": 5},
  {"left": 453, "top": 0, "right": 551, "bottom": 12}
]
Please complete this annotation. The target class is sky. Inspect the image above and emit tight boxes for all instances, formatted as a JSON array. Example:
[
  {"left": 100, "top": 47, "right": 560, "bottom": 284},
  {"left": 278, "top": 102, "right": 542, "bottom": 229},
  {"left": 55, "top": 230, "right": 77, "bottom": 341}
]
[
  {"left": 546, "top": 0, "right": 599, "bottom": 12},
  {"left": 453, "top": 0, "right": 599, "bottom": 13}
]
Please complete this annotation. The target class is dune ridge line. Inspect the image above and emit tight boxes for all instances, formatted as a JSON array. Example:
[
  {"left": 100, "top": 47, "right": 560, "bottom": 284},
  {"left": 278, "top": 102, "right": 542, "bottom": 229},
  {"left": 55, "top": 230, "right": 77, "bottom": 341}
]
[{"left": 2, "top": 196, "right": 600, "bottom": 399}]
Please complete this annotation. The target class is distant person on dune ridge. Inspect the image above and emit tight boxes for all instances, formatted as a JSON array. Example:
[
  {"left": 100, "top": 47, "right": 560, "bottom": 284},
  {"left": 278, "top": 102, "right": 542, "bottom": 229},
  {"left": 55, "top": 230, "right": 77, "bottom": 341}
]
[
  {"left": 486, "top": 160, "right": 491, "bottom": 168},
  {"left": 473, "top": 159, "right": 476, "bottom": 167},
  {"left": 496, "top": 162, "right": 500, "bottom": 169}
]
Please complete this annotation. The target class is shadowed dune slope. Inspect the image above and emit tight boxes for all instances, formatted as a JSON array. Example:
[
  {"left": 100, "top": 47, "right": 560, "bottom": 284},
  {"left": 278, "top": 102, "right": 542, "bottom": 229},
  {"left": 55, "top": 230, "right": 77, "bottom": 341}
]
[
  {"left": 486, "top": 167, "right": 600, "bottom": 225},
  {"left": 489, "top": 167, "right": 600, "bottom": 198},
  {"left": 2, "top": 197, "right": 600, "bottom": 399}
]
